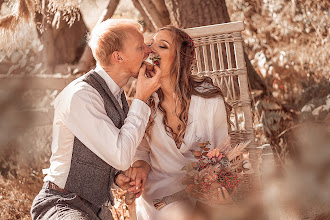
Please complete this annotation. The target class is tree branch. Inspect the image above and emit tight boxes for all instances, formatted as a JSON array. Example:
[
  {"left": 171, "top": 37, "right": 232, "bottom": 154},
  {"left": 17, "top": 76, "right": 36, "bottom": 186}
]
[
  {"left": 136, "top": 0, "right": 166, "bottom": 29},
  {"left": 151, "top": 0, "right": 170, "bottom": 25},
  {"left": 132, "top": 0, "right": 156, "bottom": 32}
]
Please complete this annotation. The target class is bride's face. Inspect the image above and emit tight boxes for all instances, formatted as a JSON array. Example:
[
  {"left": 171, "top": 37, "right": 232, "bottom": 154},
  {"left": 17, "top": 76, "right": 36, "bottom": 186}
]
[{"left": 149, "top": 30, "right": 176, "bottom": 78}]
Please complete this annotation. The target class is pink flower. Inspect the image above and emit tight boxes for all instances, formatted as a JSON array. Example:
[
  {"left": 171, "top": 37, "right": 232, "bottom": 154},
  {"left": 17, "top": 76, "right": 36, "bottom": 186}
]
[
  {"left": 215, "top": 149, "right": 220, "bottom": 157},
  {"left": 207, "top": 148, "right": 223, "bottom": 160},
  {"left": 206, "top": 150, "right": 216, "bottom": 159}
]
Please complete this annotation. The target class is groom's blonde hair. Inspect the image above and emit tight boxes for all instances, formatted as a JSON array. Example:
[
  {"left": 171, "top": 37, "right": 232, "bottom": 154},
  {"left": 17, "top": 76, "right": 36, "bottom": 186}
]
[{"left": 89, "top": 19, "right": 142, "bottom": 66}]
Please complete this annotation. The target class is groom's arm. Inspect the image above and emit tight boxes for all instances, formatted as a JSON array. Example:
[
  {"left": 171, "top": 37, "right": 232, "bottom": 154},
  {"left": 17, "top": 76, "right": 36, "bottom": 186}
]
[
  {"left": 63, "top": 87, "right": 151, "bottom": 171},
  {"left": 62, "top": 65, "right": 160, "bottom": 171}
]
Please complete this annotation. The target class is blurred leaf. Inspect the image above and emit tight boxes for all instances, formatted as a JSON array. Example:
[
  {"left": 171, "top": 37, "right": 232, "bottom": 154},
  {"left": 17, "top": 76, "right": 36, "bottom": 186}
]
[
  {"left": 190, "top": 150, "right": 201, "bottom": 157},
  {"left": 202, "top": 152, "right": 208, "bottom": 157}
]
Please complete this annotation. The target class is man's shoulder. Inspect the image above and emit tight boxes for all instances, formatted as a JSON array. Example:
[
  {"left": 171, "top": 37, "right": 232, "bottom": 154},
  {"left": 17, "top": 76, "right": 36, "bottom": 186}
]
[
  {"left": 54, "top": 74, "right": 100, "bottom": 107},
  {"left": 67, "top": 72, "right": 100, "bottom": 92},
  {"left": 71, "top": 78, "right": 95, "bottom": 95}
]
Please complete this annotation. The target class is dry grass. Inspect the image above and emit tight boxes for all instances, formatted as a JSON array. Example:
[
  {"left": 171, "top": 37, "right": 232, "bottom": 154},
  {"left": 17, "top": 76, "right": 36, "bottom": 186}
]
[{"left": 0, "top": 166, "right": 44, "bottom": 220}]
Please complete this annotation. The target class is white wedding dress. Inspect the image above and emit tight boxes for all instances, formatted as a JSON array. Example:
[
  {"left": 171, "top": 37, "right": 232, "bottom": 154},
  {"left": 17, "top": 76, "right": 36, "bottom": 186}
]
[{"left": 133, "top": 94, "right": 229, "bottom": 220}]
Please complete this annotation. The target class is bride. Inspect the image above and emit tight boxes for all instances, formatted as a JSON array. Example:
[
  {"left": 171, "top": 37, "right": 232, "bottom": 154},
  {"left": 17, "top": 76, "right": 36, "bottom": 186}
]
[{"left": 126, "top": 25, "right": 232, "bottom": 220}]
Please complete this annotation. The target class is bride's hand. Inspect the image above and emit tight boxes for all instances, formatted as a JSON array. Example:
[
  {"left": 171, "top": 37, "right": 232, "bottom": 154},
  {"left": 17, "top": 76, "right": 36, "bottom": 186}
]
[
  {"left": 125, "top": 161, "right": 150, "bottom": 198},
  {"left": 125, "top": 167, "right": 148, "bottom": 197}
]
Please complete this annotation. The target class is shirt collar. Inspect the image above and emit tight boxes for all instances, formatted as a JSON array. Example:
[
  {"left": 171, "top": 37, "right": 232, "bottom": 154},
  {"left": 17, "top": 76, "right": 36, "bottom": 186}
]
[{"left": 94, "top": 64, "right": 123, "bottom": 98}]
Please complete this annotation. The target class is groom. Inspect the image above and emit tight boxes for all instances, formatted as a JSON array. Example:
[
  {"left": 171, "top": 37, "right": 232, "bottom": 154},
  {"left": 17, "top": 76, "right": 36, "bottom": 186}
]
[{"left": 31, "top": 19, "right": 161, "bottom": 220}]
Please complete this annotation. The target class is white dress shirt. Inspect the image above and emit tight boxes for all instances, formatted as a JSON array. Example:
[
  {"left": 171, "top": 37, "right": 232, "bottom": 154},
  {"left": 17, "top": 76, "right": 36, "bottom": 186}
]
[
  {"left": 43, "top": 65, "right": 151, "bottom": 189},
  {"left": 133, "top": 94, "right": 229, "bottom": 220}
]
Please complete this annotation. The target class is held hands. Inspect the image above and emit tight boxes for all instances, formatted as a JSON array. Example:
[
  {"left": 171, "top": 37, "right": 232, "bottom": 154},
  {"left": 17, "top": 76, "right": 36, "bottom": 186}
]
[
  {"left": 115, "top": 167, "right": 149, "bottom": 199},
  {"left": 115, "top": 161, "right": 150, "bottom": 202},
  {"left": 115, "top": 172, "right": 139, "bottom": 205},
  {"left": 123, "top": 160, "right": 151, "bottom": 199},
  {"left": 115, "top": 169, "right": 145, "bottom": 199},
  {"left": 125, "top": 165, "right": 149, "bottom": 198},
  {"left": 115, "top": 173, "right": 131, "bottom": 190},
  {"left": 135, "top": 64, "right": 162, "bottom": 102}
]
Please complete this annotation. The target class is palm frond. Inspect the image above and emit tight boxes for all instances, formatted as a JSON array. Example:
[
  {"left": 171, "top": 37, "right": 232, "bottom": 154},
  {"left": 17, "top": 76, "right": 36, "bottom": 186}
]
[
  {"left": 227, "top": 141, "right": 251, "bottom": 161},
  {"left": 0, "top": 0, "right": 81, "bottom": 55},
  {"left": 218, "top": 137, "right": 232, "bottom": 154},
  {"left": 0, "top": 0, "right": 36, "bottom": 54},
  {"left": 48, "top": 0, "right": 80, "bottom": 27}
]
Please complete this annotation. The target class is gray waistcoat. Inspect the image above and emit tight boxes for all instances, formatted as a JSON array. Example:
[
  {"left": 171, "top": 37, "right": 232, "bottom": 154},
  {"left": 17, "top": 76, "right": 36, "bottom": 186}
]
[{"left": 64, "top": 71, "right": 129, "bottom": 208}]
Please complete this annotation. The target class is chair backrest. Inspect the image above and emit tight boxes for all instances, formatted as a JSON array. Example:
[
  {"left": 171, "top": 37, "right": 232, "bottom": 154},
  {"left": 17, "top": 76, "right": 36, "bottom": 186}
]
[{"left": 185, "top": 21, "right": 259, "bottom": 199}]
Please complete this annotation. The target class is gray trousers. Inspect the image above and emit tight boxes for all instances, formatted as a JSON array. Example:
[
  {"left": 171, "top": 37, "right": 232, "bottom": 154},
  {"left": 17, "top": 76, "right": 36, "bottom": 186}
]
[{"left": 31, "top": 188, "right": 113, "bottom": 220}]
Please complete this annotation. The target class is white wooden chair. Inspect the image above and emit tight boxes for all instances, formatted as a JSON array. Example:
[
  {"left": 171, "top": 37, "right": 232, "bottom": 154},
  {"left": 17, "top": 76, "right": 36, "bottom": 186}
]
[{"left": 185, "top": 21, "right": 260, "bottom": 200}]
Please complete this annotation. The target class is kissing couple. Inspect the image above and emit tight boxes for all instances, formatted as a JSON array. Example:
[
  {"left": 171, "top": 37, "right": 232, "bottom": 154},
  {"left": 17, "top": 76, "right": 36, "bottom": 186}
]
[{"left": 31, "top": 18, "right": 231, "bottom": 220}]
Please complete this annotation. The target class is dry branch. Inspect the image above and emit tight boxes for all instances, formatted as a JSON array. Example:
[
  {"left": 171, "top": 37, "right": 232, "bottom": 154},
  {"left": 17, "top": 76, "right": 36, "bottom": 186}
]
[
  {"left": 131, "top": 0, "right": 155, "bottom": 32},
  {"left": 136, "top": 0, "right": 166, "bottom": 29}
]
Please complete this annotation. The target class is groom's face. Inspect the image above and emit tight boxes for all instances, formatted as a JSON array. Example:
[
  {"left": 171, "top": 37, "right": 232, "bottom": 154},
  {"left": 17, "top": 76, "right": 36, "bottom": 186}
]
[{"left": 121, "top": 29, "right": 151, "bottom": 78}]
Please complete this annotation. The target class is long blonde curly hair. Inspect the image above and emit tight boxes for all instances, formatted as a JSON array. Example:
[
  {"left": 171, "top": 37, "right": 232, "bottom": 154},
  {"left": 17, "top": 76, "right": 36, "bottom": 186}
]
[{"left": 145, "top": 25, "right": 232, "bottom": 148}]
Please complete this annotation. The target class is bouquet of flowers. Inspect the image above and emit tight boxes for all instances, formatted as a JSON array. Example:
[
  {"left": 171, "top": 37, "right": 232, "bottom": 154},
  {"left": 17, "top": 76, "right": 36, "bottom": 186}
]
[{"left": 181, "top": 138, "right": 253, "bottom": 206}]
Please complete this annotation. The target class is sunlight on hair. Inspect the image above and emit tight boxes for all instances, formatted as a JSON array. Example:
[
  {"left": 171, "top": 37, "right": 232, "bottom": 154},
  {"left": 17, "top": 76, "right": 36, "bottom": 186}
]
[{"left": 88, "top": 18, "right": 142, "bottom": 65}]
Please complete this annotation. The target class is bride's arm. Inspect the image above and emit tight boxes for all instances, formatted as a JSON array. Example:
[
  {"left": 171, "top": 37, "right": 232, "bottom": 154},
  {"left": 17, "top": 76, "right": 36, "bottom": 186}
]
[
  {"left": 213, "top": 97, "right": 229, "bottom": 144},
  {"left": 132, "top": 160, "right": 151, "bottom": 173},
  {"left": 125, "top": 138, "right": 151, "bottom": 196}
]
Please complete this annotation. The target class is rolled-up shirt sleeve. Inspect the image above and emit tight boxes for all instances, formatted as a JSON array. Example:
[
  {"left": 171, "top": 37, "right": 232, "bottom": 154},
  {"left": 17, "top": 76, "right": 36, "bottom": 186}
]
[{"left": 63, "top": 87, "right": 151, "bottom": 171}]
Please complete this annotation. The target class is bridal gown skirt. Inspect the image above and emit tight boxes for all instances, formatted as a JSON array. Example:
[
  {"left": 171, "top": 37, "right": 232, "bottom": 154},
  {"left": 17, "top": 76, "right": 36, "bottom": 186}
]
[{"left": 136, "top": 196, "right": 192, "bottom": 220}]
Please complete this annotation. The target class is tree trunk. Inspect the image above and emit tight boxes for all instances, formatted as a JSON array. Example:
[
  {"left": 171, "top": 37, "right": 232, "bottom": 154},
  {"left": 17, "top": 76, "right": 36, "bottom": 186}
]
[
  {"left": 132, "top": 0, "right": 156, "bottom": 32},
  {"left": 163, "top": 0, "right": 268, "bottom": 94},
  {"left": 151, "top": 0, "right": 170, "bottom": 26},
  {"left": 40, "top": 0, "right": 55, "bottom": 73},
  {"left": 164, "top": 0, "right": 230, "bottom": 28},
  {"left": 0, "top": 0, "right": 4, "bottom": 9},
  {"left": 37, "top": 0, "right": 87, "bottom": 74},
  {"left": 137, "top": 0, "right": 169, "bottom": 29},
  {"left": 41, "top": 22, "right": 56, "bottom": 73}
]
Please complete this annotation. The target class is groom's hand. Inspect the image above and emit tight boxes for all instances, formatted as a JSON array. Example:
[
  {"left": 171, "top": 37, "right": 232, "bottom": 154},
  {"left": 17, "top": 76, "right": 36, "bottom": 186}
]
[
  {"left": 135, "top": 64, "right": 162, "bottom": 102},
  {"left": 115, "top": 173, "right": 131, "bottom": 190}
]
